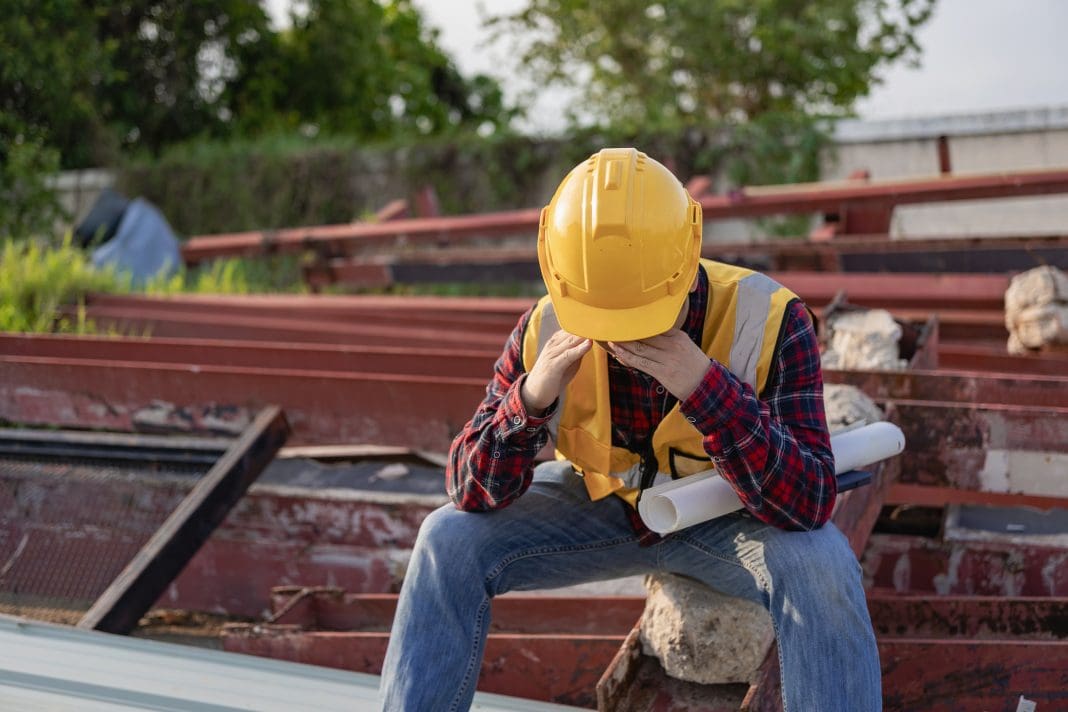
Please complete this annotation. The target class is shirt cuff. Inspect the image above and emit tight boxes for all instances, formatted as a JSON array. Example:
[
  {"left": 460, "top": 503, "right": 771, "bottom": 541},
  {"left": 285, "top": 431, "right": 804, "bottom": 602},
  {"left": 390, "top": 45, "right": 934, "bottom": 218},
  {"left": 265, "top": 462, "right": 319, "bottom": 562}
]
[
  {"left": 499, "top": 374, "right": 557, "bottom": 439},
  {"left": 679, "top": 360, "right": 744, "bottom": 433}
]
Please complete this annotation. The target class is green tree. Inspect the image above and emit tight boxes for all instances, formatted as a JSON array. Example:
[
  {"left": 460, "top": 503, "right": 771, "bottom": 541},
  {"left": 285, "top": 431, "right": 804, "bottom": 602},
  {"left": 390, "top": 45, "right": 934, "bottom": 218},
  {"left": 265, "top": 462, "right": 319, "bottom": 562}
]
[
  {"left": 488, "top": 0, "right": 934, "bottom": 128},
  {"left": 92, "top": 0, "right": 278, "bottom": 154},
  {"left": 276, "top": 0, "right": 513, "bottom": 138}
]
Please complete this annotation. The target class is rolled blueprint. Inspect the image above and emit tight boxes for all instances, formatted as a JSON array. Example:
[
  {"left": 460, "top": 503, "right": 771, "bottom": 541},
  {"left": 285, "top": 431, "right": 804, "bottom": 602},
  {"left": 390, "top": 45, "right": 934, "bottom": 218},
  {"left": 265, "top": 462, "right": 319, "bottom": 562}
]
[{"left": 638, "top": 421, "right": 905, "bottom": 534}]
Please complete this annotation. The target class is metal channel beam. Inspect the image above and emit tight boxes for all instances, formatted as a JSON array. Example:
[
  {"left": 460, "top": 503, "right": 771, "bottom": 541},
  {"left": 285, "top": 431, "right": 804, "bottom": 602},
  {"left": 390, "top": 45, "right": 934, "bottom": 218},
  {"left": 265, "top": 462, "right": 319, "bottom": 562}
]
[
  {"left": 893, "top": 400, "right": 1068, "bottom": 493},
  {"left": 868, "top": 594, "right": 1068, "bottom": 640},
  {"left": 887, "top": 484, "right": 1068, "bottom": 511},
  {"left": 0, "top": 427, "right": 229, "bottom": 466},
  {"left": 221, "top": 628, "right": 624, "bottom": 708},
  {"left": 864, "top": 534, "right": 1068, "bottom": 596},
  {"left": 1, "top": 356, "right": 485, "bottom": 448},
  {"left": 84, "top": 292, "right": 533, "bottom": 317},
  {"left": 82, "top": 294, "right": 524, "bottom": 332},
  {"left": 182, "top": 168, "right": 1068, "bottom": 263},
  {"left": 264, "top": 589, "right": 645, "bottom": 635},
  {"left": 0, "top": 333, "right": 497, "bottom": 379},
  {"left": 77, "top": 406, "right": 289, "bottom": 633},
  {"left": 74, "top": 305, "right": 510, "bottom": 348},
  {"left": 824, "top": 368, "right": 1068, "bottom": 408},
  {"left": 938, "top": 344, "right": 1068, "bottom": 376},
  {"left": 879, "top": 639, "right": 1068, "bottom": 711}
]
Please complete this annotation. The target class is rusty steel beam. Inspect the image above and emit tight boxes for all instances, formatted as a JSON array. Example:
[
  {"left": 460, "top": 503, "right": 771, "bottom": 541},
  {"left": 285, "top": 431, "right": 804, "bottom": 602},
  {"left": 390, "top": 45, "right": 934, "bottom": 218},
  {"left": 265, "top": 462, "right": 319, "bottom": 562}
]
[
  {"left": 182, "top": 208, "right": 544, "bottom": 264},
  {"left": 879, "top": 639, "right": 1068, "bottom": 711},
  {"left": 824, "top": 368, "right": 1068, "bottom": 408},
  {"left": 864, "top": 534, "right": 1068, "bottom": 596},
  {"left": 0, "top": 333, "right": 497, "bottom": 379},
  {"left": 868, "top": 594, "right": 1068, "bottom": 640},
  {"left": 83, "top": 292, "right": 534, "bottom": 317},
  {"left": 265, "top": 588, "right": 645, "bottom": 635},
  {"left": 699, "top": 167, "right": 1068, "bottom": 218},
  {"left": 77, "top": 406, "right": 290, "bottom": 634},
  {"left": 84, "top": 293, "right": 525, "bottom": 331},
  {"left": 221, "top": 627, "right": 624, "bottom": 708},
  {"left": 887, "top": 483, "right": 1068, "bottom": 511},
  {"left": 0, "top": 355, "right": 485, "bottom": 448},
  {"left": 938, "top": 343, "right": 1068, "bottom": 376},
  {"left": 893, "top": 400, "right": 1068, "bottom": 492},
  {"left": 182, "top": 168, "right": 1068, "bottom": 263},
  {"left": 73, "top": 305, "right": 510, "bottom": 348}
]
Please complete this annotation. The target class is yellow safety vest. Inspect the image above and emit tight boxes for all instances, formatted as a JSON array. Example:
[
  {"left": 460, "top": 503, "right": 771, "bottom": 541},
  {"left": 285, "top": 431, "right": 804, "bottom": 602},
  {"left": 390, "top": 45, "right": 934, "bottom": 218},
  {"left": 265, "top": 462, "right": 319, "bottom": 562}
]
[{"left": 521, "top": 259, "right": 800, "bottom": 508}]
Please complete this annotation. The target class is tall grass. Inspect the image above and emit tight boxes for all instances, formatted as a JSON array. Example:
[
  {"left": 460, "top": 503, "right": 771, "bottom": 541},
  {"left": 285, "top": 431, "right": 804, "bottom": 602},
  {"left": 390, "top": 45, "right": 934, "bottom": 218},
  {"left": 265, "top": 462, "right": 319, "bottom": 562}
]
[{"left": 0, "top": 236, "right": 128, "bottom": 333}]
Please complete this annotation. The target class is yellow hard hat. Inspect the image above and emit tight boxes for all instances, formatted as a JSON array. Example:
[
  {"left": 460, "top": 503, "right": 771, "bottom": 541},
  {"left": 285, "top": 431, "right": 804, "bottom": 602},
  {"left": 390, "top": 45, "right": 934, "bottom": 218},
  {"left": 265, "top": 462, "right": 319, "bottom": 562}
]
[{"left": 537, "top": 147, "right": 702, "bottom": 342}]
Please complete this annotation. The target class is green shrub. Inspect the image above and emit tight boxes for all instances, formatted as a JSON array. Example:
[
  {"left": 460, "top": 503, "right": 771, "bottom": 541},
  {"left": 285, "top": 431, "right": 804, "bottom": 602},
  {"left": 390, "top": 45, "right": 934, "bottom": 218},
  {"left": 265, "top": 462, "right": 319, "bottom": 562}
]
[{"left": 0, "top": 236, "right": 127, "bottom": 333}]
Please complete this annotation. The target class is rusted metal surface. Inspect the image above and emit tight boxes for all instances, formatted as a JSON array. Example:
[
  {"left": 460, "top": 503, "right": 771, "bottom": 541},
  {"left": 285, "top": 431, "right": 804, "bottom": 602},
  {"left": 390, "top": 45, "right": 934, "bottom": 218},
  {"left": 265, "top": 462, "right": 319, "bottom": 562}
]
[
  {"left": 937, "top": 343, "right": 1068, "bottom": 376},
  {"left": 264, "top": 588, "right": 645, "bottom": 634},
  {"left": 879, "top": 639, "right": 1068, "bottom": 711},
  {"left": 893, "top": 400, "right": 1068, "bottom": 492},
  {"left": 78, "top": 406, "right": 290, "bottom": 633},
  {"left": 183, "top": 208, "right": 544, "bottom": 264},
  {"left": 70, "top": 304, "right": 511, "bottom": 348},
  {"left": 863, "top": 533, "right": 1068, "bottom": 596},
  {"left": 868, "top": 594, "right": 1068, "bottom": 640},
  {"left": 0, "top": 333, "right": 497, "bottom": 379},
  {"left": 0, "top": 355, "right": 485, "bottom": 447},
  {"left": 222, "top": 627, "right": 625, "bottom": 707},
  {"left": 824, "top": 368, "right": 1068, "bottom": 408},
  {"left": 84, "top": 293, "right": 525, "bottom": 331},
  {"left": 887, "top": 484, "right": 1068, "bottom": 511}
]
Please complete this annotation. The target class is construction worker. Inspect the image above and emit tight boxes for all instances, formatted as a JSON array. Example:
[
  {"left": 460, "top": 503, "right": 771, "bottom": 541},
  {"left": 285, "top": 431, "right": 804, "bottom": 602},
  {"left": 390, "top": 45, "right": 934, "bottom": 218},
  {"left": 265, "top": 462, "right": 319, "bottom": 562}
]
[{"left": 380, "top": 148, "right": 881, "bottom": 711}]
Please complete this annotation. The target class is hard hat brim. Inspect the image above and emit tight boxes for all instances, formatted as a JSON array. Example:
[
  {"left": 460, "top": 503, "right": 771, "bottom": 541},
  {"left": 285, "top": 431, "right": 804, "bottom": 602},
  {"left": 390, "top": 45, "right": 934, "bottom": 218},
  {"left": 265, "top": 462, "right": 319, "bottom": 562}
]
[{"left": 550, "top": 289, "right": 691, "bottom": 342}]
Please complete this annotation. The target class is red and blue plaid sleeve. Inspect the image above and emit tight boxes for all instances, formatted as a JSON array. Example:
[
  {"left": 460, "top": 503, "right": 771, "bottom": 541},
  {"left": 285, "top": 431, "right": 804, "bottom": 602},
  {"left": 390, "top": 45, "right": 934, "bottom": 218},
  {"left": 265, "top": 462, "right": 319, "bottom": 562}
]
[
  {"left": 446, "top": 308, "right": 556, "bottom": 511},
  {"left": 679, "top": 301, "right": 837, "bottom": 531}
]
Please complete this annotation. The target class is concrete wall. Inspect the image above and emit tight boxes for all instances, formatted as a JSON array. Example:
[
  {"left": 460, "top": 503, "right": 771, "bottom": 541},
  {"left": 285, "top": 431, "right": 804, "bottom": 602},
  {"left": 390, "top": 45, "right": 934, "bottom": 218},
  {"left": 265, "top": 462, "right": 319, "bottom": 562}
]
[{"left": 825, "top": 107, "right": 1068, "bottom": 238}]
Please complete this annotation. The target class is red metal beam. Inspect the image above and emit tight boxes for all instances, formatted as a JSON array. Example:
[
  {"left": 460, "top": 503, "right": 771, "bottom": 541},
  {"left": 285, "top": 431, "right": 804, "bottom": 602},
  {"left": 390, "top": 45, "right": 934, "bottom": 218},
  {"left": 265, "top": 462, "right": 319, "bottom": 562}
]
[
  {"left": 265, "top": 589, "right": 645, "bottom": 635},
  {"left": 864, "top": 534, "right": 1068, "bottom": 596},
  {"left": 221, "top": 628, "right": 624, "bottom": 708},
  {"left": 824, "top": 368, "right": 1068, "bottom": 408},
  {"left": 893, "top": 400, "right": 1068, "bottom": 491},
  {"left": 938, "top": 343, "right": 1068, "bottom": 376},
  {"left": 1, "top": 355, "right": 485, "bottom": 448},
  {"left": 887, "top": 484, "right": 1068, "bottom": 511},
  {"left": 84, "top": 293, "right": 525, "bottom": 331},
  {"left": 867, "top": 593, "right": 1068, "bottom": 640},
  {"left": 74, "top": 305, "right": 510, "bottom": 348},
  {"left": 879, "top": 639, "right": 1068, "bottom": 711},
  {"left": 0, "top": 333, "right": 497, "bottom": 379},
  {"left": 182, "top": 168, "right": 1068, "bottom": 263}
]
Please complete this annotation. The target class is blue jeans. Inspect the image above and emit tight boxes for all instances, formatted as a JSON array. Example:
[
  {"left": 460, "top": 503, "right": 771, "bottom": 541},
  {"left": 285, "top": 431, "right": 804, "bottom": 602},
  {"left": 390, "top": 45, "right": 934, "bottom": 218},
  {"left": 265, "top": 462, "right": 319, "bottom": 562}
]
[{"left": 380, "top": 461, "right": 881, "bottom": 711}]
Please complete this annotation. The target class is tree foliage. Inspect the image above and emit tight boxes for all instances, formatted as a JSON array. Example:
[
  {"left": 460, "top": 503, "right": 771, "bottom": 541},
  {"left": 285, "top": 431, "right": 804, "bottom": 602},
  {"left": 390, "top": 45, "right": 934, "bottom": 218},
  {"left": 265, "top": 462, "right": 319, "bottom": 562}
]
[
  {"left": 488, "top": 0, "right": 935, "bottom": 128},
  {"left": 1, "top": 0, "right": 516, "bottom": 169}
]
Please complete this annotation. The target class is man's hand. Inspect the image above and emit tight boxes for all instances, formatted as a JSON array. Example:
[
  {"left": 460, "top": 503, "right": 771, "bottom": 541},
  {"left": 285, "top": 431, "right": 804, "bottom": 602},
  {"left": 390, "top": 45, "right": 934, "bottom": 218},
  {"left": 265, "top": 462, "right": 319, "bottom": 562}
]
[
  {"left": 609, "top": 330, "right": 712, "bottom": 401},
  {"left": 521, "top": 331, "right": 592, "bottom": 415}
]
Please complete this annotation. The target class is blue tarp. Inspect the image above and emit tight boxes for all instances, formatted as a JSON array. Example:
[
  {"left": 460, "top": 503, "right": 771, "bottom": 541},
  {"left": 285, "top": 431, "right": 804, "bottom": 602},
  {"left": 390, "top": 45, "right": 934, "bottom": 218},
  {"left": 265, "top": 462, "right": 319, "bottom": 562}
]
[{"left": 91, "top": 198, "right": 180, "bottom": 287}]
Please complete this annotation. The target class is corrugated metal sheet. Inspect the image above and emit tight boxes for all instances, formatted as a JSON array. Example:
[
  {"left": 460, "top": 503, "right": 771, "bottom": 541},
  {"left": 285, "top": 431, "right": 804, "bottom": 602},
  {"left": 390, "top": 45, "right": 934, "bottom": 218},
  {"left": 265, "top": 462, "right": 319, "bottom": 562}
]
[{"left": 0, "top": 615, "right": 583, "bottom": 711}]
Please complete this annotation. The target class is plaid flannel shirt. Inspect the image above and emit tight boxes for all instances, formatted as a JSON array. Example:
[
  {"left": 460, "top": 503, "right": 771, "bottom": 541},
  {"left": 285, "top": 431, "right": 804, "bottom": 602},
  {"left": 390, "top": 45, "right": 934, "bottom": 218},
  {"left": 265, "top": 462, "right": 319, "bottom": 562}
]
[{"left": 446, "top": 268, "right": 837, "bottom": 539}]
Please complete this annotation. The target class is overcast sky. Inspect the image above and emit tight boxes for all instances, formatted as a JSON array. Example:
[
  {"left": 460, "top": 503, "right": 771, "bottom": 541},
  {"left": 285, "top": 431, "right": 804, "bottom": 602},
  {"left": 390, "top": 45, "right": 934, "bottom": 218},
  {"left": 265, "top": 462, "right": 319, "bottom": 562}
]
[{"left": 267, "top": 0, "right": 1068, "bottom": 132}]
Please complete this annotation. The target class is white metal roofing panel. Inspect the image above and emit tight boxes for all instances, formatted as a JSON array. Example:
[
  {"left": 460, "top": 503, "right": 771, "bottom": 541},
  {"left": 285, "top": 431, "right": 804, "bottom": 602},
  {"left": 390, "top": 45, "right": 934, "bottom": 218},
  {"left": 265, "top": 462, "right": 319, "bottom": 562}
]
[{"left": 0, "top": 615, "right": 584, "bottom": 711}]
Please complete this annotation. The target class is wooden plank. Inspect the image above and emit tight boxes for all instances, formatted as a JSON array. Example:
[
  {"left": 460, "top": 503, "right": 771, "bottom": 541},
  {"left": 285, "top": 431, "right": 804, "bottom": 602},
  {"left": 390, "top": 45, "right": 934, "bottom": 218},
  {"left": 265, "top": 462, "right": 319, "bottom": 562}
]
[{"left": 77, "top": 407, "right": 290, "bottom": 633}]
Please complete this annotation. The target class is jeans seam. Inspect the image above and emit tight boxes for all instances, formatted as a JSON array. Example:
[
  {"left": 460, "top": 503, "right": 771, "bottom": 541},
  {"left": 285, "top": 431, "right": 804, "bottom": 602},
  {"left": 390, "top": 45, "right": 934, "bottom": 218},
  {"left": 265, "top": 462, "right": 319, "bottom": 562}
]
[{"left": 449, "top": 595, "right": 491, "bottom": 712}]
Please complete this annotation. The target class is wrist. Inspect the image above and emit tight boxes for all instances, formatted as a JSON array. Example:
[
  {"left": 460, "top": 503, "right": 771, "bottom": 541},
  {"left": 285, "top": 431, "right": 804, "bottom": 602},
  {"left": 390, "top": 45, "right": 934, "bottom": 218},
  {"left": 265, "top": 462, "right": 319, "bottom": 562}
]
[{"left": 520, "top": 376, "right": 553, "bottom": 416}]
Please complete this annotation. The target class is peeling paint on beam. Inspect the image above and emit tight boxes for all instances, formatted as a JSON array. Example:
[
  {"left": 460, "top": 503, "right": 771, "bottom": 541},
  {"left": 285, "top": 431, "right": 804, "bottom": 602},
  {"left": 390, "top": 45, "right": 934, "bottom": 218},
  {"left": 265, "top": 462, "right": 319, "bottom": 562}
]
[
  {"left": 879, "top": 638, "right": 1068, "bottom": 711},
  {"left": 863, "top": 534, "right": 1068, "bottom": 596},
  {"left": 824, "top": 369, "right": 1068, "bottom": 409}
]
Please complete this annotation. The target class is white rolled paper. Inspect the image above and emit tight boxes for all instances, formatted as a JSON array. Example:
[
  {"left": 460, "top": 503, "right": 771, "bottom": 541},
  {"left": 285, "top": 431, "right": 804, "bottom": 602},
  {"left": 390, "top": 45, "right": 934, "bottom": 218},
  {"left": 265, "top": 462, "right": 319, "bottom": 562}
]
[{"left": 637, "top": 422, "right": 906, "bottom": 534}]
